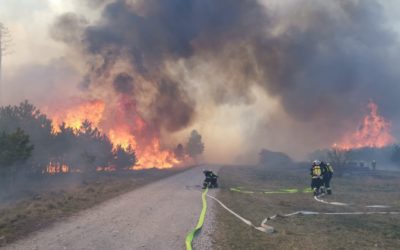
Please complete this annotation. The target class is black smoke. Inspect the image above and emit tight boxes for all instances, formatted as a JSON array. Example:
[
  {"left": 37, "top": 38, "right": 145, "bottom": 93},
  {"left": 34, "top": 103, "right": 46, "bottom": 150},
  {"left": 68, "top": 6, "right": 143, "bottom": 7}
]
[
  {"left": 51, "top": 0, "right": 269, "bottom": 134},
  {"left": 254, "top": 0, "right": 400, "bottom": 123},
  {"left": 52, "top": 0, "right": 400, "bottom": 155},
  {"left": 113, "top": 73, "right": 134, "bottom": 93},
  {"left": 50, "top": 12, "right": 88, "bottom": 46}
]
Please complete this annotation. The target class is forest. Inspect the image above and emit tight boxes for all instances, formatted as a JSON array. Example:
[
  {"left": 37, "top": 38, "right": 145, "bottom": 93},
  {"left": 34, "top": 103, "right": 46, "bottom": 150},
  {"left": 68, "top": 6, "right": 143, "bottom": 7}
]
[{"left": 0, "top": 101, "right": 137, "bottom": 191}]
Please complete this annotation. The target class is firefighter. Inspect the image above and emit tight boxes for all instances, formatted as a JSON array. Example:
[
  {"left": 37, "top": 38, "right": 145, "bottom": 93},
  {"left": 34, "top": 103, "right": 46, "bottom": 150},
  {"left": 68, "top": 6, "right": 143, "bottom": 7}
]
[
  {"left": 323, "top": 162, "right": 334, "bottom": 195},
  {"left": 202, "top": 170, "right": 218, "bottom": 189},
  {"left": 371, "top": 160, "right": 377, "bottom": 171},
  {"left": 310, "top": 160, "right": 325, "bottom": 196},
  {"left": 210, "top": 172, "right": 218, "bottom": 188}
]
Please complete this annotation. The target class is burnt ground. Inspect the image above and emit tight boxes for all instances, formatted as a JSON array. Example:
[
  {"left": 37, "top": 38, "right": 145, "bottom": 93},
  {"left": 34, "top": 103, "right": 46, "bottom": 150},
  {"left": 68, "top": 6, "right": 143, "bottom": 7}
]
[{"left": 212, "top": 164, "right": 400, "bottom": 250}]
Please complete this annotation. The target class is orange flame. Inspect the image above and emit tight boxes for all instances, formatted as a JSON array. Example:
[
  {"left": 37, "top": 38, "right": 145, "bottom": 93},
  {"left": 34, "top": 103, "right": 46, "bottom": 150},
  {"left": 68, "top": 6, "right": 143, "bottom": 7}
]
[
  {"left": 44, "top": 161, "right": 70, "bottom": 174},
  {"left": 109, "top": 127, "right": 138, "bottom": 150},
  {"left": 334, "top": 101, "right": 395, "bottom": 150},
  {"left": 46, "top": 99, "right": 181, "bottom": 170},
  {"left": 51, "top": 100, "right": 105, "bottom": 133},
  {"left": 135, "top": 138, "right": 181, "bottom": 169},
  {"left": 96, "top": 166, "right": 116, "bottom": 172}
]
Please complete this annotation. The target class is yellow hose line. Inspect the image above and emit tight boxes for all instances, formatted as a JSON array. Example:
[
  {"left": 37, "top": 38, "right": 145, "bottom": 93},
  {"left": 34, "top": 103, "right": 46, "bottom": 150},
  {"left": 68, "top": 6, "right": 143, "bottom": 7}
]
[{"left": 185, "top": 188, "right": 208, "bottom": 250}]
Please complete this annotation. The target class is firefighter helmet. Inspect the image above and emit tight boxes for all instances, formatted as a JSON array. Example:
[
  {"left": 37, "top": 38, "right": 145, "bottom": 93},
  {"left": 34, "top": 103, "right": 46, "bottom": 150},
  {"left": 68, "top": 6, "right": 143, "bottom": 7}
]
[{"left": 313, "top": 160, "right": 321, "bottom": 166}]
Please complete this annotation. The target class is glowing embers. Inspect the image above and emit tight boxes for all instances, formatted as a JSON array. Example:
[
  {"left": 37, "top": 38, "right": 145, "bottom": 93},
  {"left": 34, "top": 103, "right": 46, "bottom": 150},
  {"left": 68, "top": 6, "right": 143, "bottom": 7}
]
[
  {"left": 44, "top": 161, "right": 70, "bottom": 174},
  {"left": 96, "top": 166, "right": 116, "bottom": 172},
  {"left": 334, "top": 101, "right": 395, "bottom": 150}
]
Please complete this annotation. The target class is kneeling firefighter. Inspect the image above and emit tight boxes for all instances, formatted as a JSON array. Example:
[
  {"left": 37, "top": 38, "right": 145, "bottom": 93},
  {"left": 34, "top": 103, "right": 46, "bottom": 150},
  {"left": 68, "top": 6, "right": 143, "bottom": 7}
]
[
  {"left": 203, "top": 170, "right": 218, "bottom": 189},
  {"left": 310, "top": 160, "right": 325, "bottom": 196},
  {"left": 323, "top": 162, "right": 334, "bottom": 195}
]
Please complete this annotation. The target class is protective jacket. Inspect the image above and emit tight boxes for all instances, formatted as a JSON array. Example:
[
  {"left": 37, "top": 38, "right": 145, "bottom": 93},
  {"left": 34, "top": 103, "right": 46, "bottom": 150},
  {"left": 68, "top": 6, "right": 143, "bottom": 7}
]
[
  {"left": 310, "top": 164, "right": 325, "bottom": 179},
  {"left": 326, "top": 164, "right": 334, "bottom": 176}
]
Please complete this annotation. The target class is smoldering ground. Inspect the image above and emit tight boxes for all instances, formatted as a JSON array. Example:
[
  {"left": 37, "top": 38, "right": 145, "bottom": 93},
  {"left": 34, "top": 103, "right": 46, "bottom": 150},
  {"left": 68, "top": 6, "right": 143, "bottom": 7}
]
[{"left": 4, "top": 0, "right": 400, "bottom": 161}]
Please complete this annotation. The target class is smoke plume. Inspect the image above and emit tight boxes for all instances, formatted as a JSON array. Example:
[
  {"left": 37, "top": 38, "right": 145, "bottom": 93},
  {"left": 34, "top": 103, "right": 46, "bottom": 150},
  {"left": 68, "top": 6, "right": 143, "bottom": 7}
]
[{"left": 11, "top": 0, "right": 400, "bottom": 161}]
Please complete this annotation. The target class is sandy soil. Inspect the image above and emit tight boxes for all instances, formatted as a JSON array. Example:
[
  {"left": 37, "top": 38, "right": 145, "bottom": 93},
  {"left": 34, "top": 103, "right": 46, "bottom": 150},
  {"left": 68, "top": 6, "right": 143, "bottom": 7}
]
[{"left": 2, "top": 166, "right": 220, "bottom": 250}]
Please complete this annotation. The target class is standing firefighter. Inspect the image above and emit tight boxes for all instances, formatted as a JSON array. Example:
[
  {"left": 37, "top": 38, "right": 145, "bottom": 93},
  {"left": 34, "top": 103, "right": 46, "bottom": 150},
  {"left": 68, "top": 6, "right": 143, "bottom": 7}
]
[
  {"left": 371, "top": 160, "right": 377, "bottom": 171},
  {"left": 310, "top": 160, "right": 325, "bottom": 196},
  {"left": 323, "top": 162, "right": 334, "bottom": 195}
]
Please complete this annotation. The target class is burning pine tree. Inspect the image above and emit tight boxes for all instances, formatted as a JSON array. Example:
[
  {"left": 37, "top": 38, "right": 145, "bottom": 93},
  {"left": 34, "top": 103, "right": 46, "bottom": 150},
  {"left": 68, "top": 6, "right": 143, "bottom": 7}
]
[{"left": 334, "top": 101, "right": 395, "bottom": 150}]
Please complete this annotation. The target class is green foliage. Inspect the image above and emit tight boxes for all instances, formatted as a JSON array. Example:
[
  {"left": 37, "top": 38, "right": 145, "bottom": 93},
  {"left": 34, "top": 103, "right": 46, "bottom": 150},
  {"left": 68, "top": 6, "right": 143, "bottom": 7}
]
[
  {"left": 0, "top": 128, "right": 34, "bottom": 170},
  {"left": 186, "top": 130, "right": 204, "bottom": 159},
  {"left": 0, "top": 100, "right": 53, "bottom": 170}
]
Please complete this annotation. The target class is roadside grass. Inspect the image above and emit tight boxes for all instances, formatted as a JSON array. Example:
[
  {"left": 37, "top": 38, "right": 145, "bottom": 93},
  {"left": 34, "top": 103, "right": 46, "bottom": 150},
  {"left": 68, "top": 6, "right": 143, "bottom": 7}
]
[
  {"left": 213, "top": 165, "right": 400, "bottom": 250},
  {"left": 0, "top": 167, "right": 190, "bottom": 246}
]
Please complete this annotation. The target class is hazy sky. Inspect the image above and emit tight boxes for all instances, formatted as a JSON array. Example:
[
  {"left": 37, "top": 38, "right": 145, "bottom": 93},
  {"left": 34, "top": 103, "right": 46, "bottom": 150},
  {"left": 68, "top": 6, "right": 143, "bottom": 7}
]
[
  {"left": 0, "top": 0, "right": 99, "bottom": 68},
  {"left": 1, "top": 1, "right": 61, "bottom": 67},
  {"left": 1, "top": 0, "right": 400, "bottom": 71}
]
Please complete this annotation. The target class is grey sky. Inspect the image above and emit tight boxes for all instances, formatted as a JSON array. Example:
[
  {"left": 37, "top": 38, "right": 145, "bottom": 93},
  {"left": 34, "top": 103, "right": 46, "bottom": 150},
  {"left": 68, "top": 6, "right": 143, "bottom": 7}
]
[{"left": 1, "top": 0, "right": 400, "bottom": 70}]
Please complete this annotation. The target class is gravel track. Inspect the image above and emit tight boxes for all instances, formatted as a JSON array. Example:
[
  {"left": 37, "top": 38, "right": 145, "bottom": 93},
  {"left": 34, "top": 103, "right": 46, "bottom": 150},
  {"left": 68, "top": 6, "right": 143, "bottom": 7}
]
[
  {"left": 192, "top": 187, "right": 218, "bottom": 250},
  {"left": 3, "top": 166, "right": 220, "bottom": 250}
]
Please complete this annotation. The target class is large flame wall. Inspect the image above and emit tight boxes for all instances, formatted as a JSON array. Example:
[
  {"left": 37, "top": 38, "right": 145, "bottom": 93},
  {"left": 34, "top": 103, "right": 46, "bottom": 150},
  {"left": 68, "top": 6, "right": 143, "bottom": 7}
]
[
  {"left": 47, "top": 99, "right": 181, "bottom": 170},
  {"left": 334, "top": 101, "right": 395, "bottom": 150}
]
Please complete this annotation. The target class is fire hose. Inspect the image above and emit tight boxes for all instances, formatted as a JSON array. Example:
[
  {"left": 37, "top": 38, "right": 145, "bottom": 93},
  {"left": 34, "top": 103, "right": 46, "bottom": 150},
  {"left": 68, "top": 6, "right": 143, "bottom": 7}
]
[
  {"left": 186, "top": 187, "right": 399, "bottom": 249},
  {"left": 232, "top": 186, "right": 393, "bottom": 208},
  {"left": 185, "top": 188, "right": 208, "bottom": 250},
  {"left": 230, "top": 186, "right": 313, "bottom": 194},
  {"left": 263, "top": 210, "right": 400, "bottom": 224},
  {"left": 206, "top": 193, "right": 275, "bottom": 234},
  {"left": 185, "top": 188, "right": 274, "bottom": 250},
  {"left": 314, "top": 194, "right": 394, "bottom": 208},
  {"left": 209, "top": 193, "right": 399, "bottom": 236}
]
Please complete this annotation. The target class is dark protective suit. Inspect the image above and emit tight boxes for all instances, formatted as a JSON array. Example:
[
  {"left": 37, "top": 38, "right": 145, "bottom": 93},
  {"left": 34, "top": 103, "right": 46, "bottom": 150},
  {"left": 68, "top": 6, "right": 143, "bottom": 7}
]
[
  {"left": 203, "top": 170, "right": 218, "bottom": 189},
  {"left": 323, "top": 163, "right": 334, "bottom": 195},
  {"left": 310, "top": 164, "right": 325, "bottom": 196},
  {"left": 372, "top": 160, "right": 377, "bottom": 170}
]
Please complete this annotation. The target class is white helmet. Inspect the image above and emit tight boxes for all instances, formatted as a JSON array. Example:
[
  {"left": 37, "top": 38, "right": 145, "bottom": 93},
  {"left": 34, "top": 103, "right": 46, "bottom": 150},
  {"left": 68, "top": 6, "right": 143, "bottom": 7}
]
[{"left": 313, "top": 160, "right": 321, "bottom": 166}]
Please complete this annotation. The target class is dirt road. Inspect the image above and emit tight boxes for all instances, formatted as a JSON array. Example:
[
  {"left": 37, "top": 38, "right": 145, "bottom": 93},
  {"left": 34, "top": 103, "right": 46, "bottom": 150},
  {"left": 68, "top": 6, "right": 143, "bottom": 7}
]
[{"left": 3, "top": 166, "right": 219, "bottom": 250}]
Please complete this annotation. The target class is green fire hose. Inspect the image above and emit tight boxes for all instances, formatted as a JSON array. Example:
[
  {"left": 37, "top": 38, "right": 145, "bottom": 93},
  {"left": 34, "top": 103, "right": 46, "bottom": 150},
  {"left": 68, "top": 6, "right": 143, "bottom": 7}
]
[{"left": 185, "top": 188, "right": 208, "bottom": 250}]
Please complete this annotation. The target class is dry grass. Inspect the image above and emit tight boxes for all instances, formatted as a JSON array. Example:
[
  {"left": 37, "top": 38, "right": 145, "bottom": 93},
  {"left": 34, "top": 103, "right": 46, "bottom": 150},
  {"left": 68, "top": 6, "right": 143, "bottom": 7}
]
[
  {"left": 213, "top": 164, "right": 400, "bottom": 250},
  {"left": 0, "top": 167, "right": 190, "bottom": 246}
]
